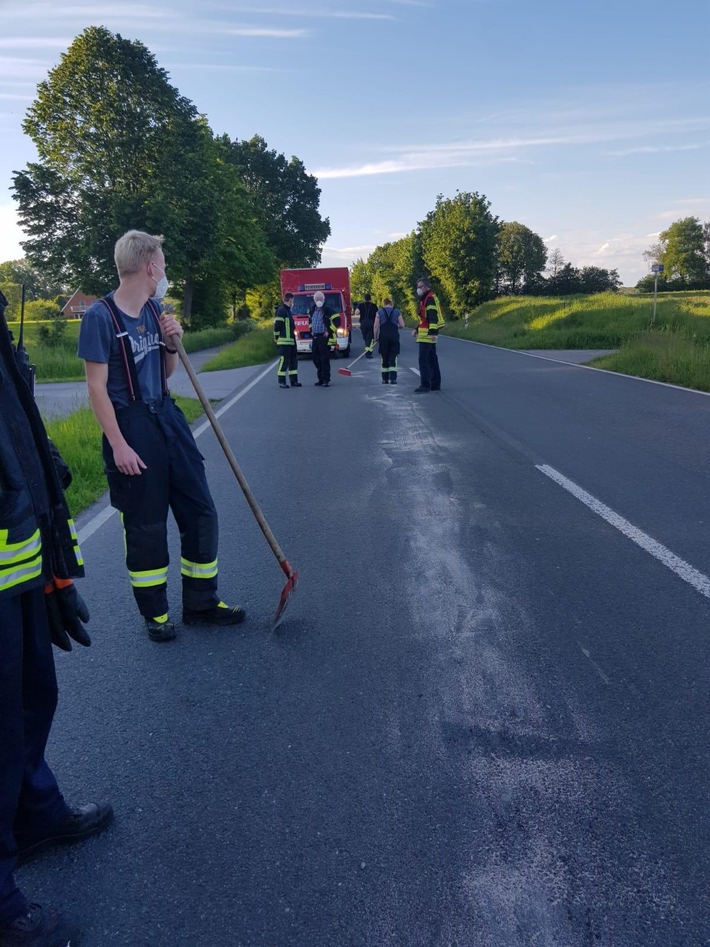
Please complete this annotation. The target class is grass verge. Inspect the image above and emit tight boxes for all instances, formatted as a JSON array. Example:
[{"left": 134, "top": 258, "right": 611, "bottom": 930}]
[
  {"left": 8, "top": 319, "right": 255, "bottom": 383},
  {"left": 443, "top": 291, "right": 710, "bottom": 390},
  {"left": 45, "top": 395, "right": 204, "bottom": 518},
  {"left": 201, "top": 326, "right": 277, "bottom": 371}
]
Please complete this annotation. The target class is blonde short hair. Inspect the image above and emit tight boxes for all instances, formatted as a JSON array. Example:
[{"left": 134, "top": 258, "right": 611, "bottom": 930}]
[{"left": 114, "top": 230, "right": 164, "bottom": 277}]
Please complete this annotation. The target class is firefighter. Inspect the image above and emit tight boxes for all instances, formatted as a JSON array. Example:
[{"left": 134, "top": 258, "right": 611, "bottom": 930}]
[
  {"left": 374, "top": 298, "right": 405, "bottom": 384},
  {"left": 273, "top": 292, "right": 301, "bottom": 388},
  {"left": 0, "top": 291, "right": 113, "bottom": 947},
  {"left": 356, "top": 293, "right": 378, "bottom": 358},
  {"left": 412, "top": 277, "right": 445, "bottom": 392},
  {"left": 77, "top": 230, "right": 246, "bottom": 642},
  {"left": 308, "top": 291, "right": 339, "bottom": 387}
]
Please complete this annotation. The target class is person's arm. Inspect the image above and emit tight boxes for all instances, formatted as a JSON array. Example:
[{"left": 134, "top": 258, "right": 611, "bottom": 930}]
[
  {"left": 397, "top": 311, "right": 405, "bottom": 329},
  {"left": 84, "top": 361, "right": 146, "bottom": 476},
  {"left": 159, "top": 307, "right": 183, "bottom": 378},
  {"left": 373, "top": 313, "right": 381, "bottom": 341}
]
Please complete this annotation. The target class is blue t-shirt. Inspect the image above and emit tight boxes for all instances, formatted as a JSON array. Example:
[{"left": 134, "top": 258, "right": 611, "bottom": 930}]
[{"left": 77, "top": 293, "right": 165, "bottom": 407}]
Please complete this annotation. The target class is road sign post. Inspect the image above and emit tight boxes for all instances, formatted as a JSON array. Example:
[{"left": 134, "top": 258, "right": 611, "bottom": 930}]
[{"left": 650, "top": 264, "right": 664, "bottom": 325}]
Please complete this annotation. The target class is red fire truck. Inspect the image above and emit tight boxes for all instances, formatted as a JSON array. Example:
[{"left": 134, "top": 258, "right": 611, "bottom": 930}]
[{"left": 280, "top": 267, "right": 352, "bottom": 357}]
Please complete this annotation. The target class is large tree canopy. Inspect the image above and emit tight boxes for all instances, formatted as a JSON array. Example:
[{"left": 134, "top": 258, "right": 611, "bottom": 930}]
[
  {"left": 497, "top": 221, "right": 548, "bottom": 294},
  {"left": 419, "top": 192, "right": 500, "bottom": 315},
  {"left": 11, "top": 28, "right": 293, "bottom": 322},
  {"left": 225, "top": 134, "right": 330, "bottom": 268}
]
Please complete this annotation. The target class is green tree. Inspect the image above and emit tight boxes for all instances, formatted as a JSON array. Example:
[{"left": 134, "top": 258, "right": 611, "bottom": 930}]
[
  {"left": 24, "top": 299, "right": 61, "bottom": 321},
  {"left": 661, "top": 217, "right": 709, "bottom": 284},
  {"left": 0, "top": 282, "right": 22, "bottom": 319},
  {"left": 13, "top": 27, "right": 274, "bottom": 321},
  {"left": 579, "top": 266, "right": 621, "bottom": 294},
  {"left": 0, "top": 259, "right": 65, "bottom": 300},
  {"left": 352, "top": 233, "right": 419, "bottom": 318},
  {"left": 497, "top": 221, "right": 547, "bottom": 294},
  {"left": 225, "top": 134, "right": 330, "bottom": 268},
  {"left": 419, "top": 192, "right": 500, "bottom": 315}
]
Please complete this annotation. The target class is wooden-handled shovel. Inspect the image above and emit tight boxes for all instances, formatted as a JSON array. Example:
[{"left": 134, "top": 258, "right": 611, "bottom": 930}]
[{"left": 173, "top": 337, "right": 298, "bottom": 629}]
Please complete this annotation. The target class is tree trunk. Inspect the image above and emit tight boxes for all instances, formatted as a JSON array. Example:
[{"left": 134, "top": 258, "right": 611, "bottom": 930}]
[{"left": 183, "top": 277, "right": 194, "bottom": 324}]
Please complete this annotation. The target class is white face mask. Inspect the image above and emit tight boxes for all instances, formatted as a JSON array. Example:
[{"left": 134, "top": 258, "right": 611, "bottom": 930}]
[
  {"left": 151, "top": 263, "right": 169, "bottom": 300},
  {"left": 314, "top": 298, "right": 324, "bottom": 308},
  {"left": 416, "top": 287, "right": 425, "bottom": 297}
]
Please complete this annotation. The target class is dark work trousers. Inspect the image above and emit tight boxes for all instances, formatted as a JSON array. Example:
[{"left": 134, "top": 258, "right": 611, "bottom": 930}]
[
  {"left": 360, "top": 321, "right": 374, "bottom": 352},
  {"left": 379, "top": 332, "right": 400, "bottom": 382},
  {"left": 277, "top": 344, "right": 298, "bottom": 384},
  {"left": 102, "top": 398, "right": 220, "bottom": 619},
  {"left": 312, "top": 334, "right": 331, "bottom": 384},
  {"left": 0, "top": 588, "right": 70, "bottom": 925},
  {"left": 417, "top": 342, "right": 441, "bottom": 390}
]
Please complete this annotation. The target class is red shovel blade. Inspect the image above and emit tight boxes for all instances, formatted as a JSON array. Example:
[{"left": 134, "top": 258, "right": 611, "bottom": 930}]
[
  {"left": 337, "top": 367, "right": 352, "bottom": 376},
  {"left": 273, "top": 563, "right": 298, "bottom": 630}
]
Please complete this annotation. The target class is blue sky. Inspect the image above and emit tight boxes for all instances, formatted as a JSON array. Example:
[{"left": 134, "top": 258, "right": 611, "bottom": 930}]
[{"left": 0, "top": 0, "right": 708, "bottom": 285}]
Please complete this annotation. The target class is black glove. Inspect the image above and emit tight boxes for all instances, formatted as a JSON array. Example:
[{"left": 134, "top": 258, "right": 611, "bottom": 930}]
[{"left": 44, "top": 578, "right": 91, "bottom": 651}]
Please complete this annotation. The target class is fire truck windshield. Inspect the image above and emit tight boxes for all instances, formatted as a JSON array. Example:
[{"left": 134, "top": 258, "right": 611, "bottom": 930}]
[{"left": 291, "top": 293, "right": 342, "bottom": 316}]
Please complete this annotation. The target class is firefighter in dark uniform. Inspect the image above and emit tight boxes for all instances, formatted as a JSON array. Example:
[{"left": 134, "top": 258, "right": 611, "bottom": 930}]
[
  {"left": 0, "top": 291, "right": 113, "bottom": 947},
  {"left": 374, "top": 298, "right": 405, "bottom": 384},
  {"left": 78, "top": 230, "right": 246, "bottom": 642},
  {"left": 413, "top": 277, "right": 445, "bottom": 392},
  {"left": 357, "top": 293, "right": 378, "bottom": 358},
  {"left": 273, "top": 292, "right": 301, "bottom": 388},
  {"left": 308, "top": 291, "right": 340, "bottom": 387}
]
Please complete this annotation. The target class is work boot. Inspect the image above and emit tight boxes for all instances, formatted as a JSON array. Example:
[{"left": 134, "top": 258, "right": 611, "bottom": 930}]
[
  {"left": 0, "top": 904, "right": 79, "bottom": 947},
  {"left": 414, "top": 386, "right": 430, "bottom": 393},
  {"left": 290, "top": 380, "right": 302, "bottom": 387},
  {"left": 382, "top": 377, "right": 389, "bottom": 384},
  {"left": 314, "top": 381, "right": 323, "bottom": 386},
  {"left": 390, "top": 376, "right": 397, "bottom": 385},
  {"left": 15, "top": 803, "right": 114, "bottom": 866},
  {"left": 145, "top": 615, "right": 176, "bottom": 642},
  {"left": 183, "top": 601, "right": 246, "bottom": 626},
  {"left": 278, "top": 381, "right": 288, "bottom": 389},
  {"left": 365, "top": 352, "right": 373, "bottom": 359}
]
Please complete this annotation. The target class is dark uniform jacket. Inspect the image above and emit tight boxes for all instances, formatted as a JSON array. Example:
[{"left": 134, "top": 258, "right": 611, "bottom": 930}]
[
  {"left": 0, "top": 301, "right": 83, "bottom": 602},
  {"left": 274, "top": 303, "right": 296, "bottom": 345}
]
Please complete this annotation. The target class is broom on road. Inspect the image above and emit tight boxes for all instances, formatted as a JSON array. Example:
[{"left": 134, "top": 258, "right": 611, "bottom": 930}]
[
  {"left": 337, "top": 348, "right": 371, "bottom": 376},
  {"left": 173, "top": 337, "right": 298, "bottom": 630}
]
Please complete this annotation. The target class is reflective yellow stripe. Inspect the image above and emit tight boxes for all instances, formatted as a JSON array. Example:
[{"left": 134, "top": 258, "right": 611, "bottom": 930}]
[
  {"left": 67, "top": 519, "right": 84, "bottom": 567},
  {"left": 180, "top": 557, "right": 218, "bottom": 579},
  {"left": 128, "top": 567, "right": 168, "bottom": 589},
  {"left": 0, "top": 529, "right": 41, "bottom": 564},
  {"left": 0, "top": 554, "right": 43, "bottom": 592}
]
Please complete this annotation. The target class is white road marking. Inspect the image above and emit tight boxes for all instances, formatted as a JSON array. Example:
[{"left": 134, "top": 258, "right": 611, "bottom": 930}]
[
  {"left": 579, "top": 645, "right": 610, "bottom": 685},
  {"left": 537, "top": 464, "right": 710, "bottom": 599},
  {"left": 76, "top": 360, "right": 277, "bottom": 545}
]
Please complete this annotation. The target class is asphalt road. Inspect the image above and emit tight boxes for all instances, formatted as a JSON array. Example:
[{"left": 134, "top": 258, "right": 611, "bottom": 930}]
[{"left": 19, "top": 334, "right": 710, "bottom": 946}]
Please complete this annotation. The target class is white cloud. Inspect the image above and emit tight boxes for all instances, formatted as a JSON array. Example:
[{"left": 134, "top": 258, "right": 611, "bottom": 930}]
[
  {"left": 0, "top": 37, "right": 74, "bottom": 49},
  {"left": 225, "top": 27, "right": 309, "bottom": 37}
]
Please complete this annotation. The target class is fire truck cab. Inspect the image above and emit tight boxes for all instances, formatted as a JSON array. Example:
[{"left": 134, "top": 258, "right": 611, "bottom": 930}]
[{"left": 280, "top": 267, "right": 352, "bottom": 357}]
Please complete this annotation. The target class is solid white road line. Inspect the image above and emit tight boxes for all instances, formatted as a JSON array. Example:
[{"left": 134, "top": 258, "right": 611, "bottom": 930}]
[
  {"left": 77, "top": 360, "right": 277, "bottom": 545},
  {"left": 537, "top": 464, "right": 710, "bottom": 599}
]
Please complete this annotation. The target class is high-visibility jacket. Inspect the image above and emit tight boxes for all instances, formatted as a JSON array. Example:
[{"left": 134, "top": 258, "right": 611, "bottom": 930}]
[
  {"left": 0, "top": 305, "right": 83, "bottom": 602},
  {"left": 274, "top": 303, "right": 296, "bottom": 345},
  {"left": 416, "top": 291, "right": 445, "bottom": 343}
]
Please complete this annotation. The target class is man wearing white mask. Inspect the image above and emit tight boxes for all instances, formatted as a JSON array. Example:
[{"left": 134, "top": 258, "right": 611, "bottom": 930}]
[
  {"left": 308, "top": 290, "right": 338, "bottom": 387},
  {"left": 78, "top": 230, "right": 246, "bottom": 642}
]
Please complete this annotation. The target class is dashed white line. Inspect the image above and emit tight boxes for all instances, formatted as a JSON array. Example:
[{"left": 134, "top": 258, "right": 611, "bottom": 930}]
[{"left": 537, "top": 464, "right": 710, "bottom": 599}]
